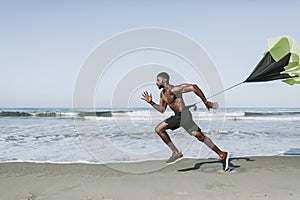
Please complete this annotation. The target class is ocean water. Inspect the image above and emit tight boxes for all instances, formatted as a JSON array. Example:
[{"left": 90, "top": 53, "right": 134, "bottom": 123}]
[{"left": 0, "top": 107, "right": 299, "bottom": 164}]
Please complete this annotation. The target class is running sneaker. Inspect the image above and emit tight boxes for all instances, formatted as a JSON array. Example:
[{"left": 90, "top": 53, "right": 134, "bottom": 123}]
[
  {"left": 166, "top": 152, "right": 183, "bottom": 164},
  {"left": 219, "top": 152, "right": 230, "bottom": 171}
]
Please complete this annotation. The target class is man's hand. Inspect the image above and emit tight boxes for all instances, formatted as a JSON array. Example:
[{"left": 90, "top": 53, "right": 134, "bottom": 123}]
[
  {"left": 141, "top": 91, "right": 152, "bottom": 103},
  {"left": 205, "top": 101, "right": 219, "bottom": 110}
]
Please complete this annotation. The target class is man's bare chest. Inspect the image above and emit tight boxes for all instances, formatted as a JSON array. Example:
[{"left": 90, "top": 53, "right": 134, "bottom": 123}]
[{"left": 162, "top": 92, "right": 177, "bottom": 104}]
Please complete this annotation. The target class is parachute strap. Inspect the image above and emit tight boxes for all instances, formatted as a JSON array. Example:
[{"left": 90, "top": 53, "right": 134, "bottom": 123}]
[{"left": 186, "top": 103, "right": 197, "bottom": 111}]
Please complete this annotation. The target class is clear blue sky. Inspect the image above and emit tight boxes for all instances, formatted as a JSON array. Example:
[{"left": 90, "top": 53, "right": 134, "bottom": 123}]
[{"left": 0, "top": 0, "right": 299, "bottom": 108}]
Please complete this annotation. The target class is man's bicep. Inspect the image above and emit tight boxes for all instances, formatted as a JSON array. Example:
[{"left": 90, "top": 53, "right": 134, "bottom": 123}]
[
  {"left": 159, "top": 98, "right": 166, "bottom": 109},
  {"left": 159, "top": 93, "right": 167, "bottom": 110}
]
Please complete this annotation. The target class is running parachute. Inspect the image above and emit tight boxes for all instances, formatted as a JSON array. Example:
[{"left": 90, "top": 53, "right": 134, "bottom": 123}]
[
  {"left": 204, "top": 36, "right": 300, "bottom": 100},
  {"left": 245, "top": 36, "right": 300, "bottom": 85}
]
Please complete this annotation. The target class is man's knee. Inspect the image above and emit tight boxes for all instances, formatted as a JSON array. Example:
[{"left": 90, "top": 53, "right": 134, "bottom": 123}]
[
  {"left": 192, "top": 131, "right": 205, "bottom": 141},
  {"left": 154, "top": 126, "right": 161, "bottom": 134},
  {"left": 155, "top": 124, "right": 166, "bottom": 134},
  {"left": 154, "top": 123, "right": 167, "bottom": 134}
]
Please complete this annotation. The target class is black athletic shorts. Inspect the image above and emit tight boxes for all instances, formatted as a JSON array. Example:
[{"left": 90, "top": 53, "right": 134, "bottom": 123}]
[{"left": 164, "top": 109, "right": 201, "bottom": 135}]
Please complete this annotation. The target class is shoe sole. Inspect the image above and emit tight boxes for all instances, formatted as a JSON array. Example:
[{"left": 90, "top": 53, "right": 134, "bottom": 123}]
[{"left": 166, "top": 156, "right": 183, "bottom": 165}]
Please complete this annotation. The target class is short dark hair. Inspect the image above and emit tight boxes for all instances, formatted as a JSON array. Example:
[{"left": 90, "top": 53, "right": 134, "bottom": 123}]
[{"left": 157, "top": 72, "right": 170, "bottom": 83}]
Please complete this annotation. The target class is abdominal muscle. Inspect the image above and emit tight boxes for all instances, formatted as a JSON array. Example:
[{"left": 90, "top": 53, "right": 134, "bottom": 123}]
[{"left": 168, "top": 98, "right": 185, "bottom": 113}]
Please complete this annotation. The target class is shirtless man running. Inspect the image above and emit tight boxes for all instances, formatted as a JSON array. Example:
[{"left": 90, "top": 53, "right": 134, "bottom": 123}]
[{"left": 141, "top": 72, "right": 230, "bottom": 171}]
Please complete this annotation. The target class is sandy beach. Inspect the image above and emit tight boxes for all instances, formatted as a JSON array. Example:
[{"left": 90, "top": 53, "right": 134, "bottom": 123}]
[{"left": 0, "top": 156, "right": 299, "bottom": 200}]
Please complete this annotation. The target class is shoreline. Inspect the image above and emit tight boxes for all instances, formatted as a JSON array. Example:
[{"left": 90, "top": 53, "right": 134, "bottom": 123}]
[
  {"left": 0, "top": 154, "right": 298, "bottom": 165},
  {"left": 0, "top": 156, "right": 299, "bottom": 200}
]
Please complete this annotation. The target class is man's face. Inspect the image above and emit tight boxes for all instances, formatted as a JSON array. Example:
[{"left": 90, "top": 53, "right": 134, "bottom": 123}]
[{"left": 156, "top": 76, "right": 165, "bottom": 89}]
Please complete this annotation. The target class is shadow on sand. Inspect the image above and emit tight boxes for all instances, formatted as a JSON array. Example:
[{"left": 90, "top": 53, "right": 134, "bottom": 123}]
[{"left": 177, "top": 157, "right": 255, "bottom": 172}]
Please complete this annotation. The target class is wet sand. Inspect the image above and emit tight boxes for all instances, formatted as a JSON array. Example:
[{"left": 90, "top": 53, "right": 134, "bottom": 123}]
[{"left": 0, "top": 156, "right": 299, "bottom": 200}]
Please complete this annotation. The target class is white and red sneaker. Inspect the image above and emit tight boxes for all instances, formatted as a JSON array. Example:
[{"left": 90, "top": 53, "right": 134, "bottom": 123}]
[{"left": 219, "top": 152, "right": 230, "bottom": 171}]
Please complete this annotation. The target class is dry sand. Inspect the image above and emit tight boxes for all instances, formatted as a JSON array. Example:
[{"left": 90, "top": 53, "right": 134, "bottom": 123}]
[{"left": 0, "top": 156, "right": 299, "bottom": 200}]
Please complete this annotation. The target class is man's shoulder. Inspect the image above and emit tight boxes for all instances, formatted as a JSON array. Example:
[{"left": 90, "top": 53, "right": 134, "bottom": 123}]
[{"left": 172, "top": 83, "right": 192, "bottom": 90}]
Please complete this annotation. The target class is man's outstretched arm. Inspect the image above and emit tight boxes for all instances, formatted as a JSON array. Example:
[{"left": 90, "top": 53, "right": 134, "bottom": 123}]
[
  {"left": 171, "top": 84, "right": 218, "bottom": 110},
  {"left": 141, "top": 91, "right": 167, "bottom": 113}
]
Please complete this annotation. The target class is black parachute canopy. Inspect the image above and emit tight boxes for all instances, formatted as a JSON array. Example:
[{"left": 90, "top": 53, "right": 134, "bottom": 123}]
[
  {"left": 244, "top": 52, "right": 292, "bottom": 83},
  {"left": 244, "top": 36, "right": 300, "bottom": 84},
  {"left": 204, "top": 36, "right": 300, "bottom": 100}
]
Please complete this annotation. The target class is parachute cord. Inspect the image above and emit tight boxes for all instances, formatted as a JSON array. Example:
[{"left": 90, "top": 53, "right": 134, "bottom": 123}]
[
  {"left": 207, "top": 81, "right": 244, "bottom": 99},
  {"left": 189, "top": 82, "right": 244, "bottom": 107}
]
